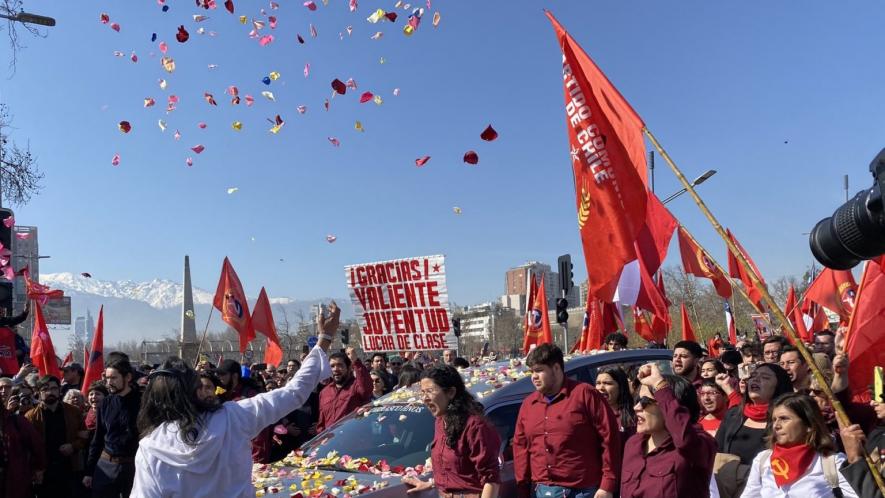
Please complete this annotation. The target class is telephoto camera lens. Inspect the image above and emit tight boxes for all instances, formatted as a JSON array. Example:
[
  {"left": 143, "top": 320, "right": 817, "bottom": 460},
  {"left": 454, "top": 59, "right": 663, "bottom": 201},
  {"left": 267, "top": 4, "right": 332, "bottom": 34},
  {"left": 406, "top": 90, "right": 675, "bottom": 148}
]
[{"left": 809, "top": 151, "right": 885, "bottom": 269}]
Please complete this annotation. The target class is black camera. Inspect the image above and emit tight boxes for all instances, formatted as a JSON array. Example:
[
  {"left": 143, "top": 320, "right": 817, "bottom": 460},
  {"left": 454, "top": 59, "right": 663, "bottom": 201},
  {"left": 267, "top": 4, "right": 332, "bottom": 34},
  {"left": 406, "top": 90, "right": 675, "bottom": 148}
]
[{"left": 810, "top": 148, "right": 885, "bottom": 269}]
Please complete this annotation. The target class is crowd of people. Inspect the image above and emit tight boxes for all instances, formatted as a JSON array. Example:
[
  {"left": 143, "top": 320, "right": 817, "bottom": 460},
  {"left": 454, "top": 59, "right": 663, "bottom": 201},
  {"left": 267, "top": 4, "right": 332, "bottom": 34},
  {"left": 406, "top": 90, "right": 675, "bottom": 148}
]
[{"left": 0, "top": 299, "right": 882, "bottom": 498}]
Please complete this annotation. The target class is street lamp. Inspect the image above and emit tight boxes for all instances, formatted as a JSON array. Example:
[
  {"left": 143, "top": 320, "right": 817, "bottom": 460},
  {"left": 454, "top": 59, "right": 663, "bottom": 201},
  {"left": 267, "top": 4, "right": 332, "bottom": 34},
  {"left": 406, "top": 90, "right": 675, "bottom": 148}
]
[
  {"left": 662, "top": 169, "right": 717, "bottom": 204},
  {"left": 0, "top": 10, "right": 55, "bottom": 26}
]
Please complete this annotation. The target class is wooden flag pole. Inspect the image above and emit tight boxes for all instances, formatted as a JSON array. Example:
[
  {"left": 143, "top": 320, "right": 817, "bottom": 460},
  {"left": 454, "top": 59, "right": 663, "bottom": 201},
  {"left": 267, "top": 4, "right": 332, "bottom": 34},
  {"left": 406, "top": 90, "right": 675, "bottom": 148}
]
[
  {"left": 645, "top": 126, "right": 885, "bottom": 495},
  {"left": 192, "top": 306, "right": 215, "bottom": 368}
]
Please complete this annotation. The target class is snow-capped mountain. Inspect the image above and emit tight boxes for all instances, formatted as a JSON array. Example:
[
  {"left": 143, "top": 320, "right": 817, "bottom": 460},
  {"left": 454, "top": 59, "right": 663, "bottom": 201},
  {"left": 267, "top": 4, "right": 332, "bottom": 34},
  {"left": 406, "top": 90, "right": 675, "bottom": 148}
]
[
  {"left": 39, "top": 272, "right": 349, "bottom": 345},
  {"left": 43, "top": 273, "right": 215, "bottom": 309}
]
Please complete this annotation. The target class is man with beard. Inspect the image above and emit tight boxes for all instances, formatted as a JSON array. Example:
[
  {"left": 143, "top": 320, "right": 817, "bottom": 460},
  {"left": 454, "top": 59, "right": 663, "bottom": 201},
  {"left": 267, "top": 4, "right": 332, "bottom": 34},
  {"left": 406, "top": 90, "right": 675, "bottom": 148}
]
[
  {"left": 671, "top": 340, "right": 704, "bottom": 388},
  {"left": 84, "top": 353, "right": 141, "bottom": 497},
  {"left": 778, "top": 345, "right": 811, "bottom": 392},
  {"left": 25, "top": 375, "right": 87, "bottom": 498},
  {"left": 215, "top": 359, "right": 273, "bottom": 462},
  {"left": 130, "top": 301, "right": 338, "bottom": 497},
  {"left": 316, "top": 346, "right": 372, "bottom": 433}
]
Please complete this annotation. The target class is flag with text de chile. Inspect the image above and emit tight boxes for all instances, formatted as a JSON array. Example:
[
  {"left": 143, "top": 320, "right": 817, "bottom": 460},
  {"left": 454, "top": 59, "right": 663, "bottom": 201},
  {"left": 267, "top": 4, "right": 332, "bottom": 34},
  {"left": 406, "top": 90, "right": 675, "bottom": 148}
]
[
  {"left": 252, "top": 287, "right": 283, "bottom": 367},
  {"left": 30, "top": 302, "right": 61, "bottom": 378},
  {"left": 547, "top": 11, "right": 649, "bottom": 301},
  {"left": 213, "top": 257, "right": 255, "bottom": 353},
  {"left": 81, "top": 305, "right": 104, "bottom": 393},
  {"left": 523, "top": 275, "right": 553, "bottom": 354}
]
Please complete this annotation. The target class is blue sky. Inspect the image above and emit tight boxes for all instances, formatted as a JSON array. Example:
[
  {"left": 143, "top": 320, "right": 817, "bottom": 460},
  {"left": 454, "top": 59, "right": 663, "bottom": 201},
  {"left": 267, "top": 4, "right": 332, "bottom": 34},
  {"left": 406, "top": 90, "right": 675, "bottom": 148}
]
[{"left": 3, "top": 1, "right": 884, "bottom": 304}]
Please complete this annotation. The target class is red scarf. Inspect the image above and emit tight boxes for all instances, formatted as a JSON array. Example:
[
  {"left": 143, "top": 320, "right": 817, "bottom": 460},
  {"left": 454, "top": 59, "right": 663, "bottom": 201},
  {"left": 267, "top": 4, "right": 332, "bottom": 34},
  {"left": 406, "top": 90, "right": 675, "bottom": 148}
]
[
  {"left": 770, "top": 443, "right": 816, "bottom": 487},
  {"left": 742, "top": 402, "right": 769, "bottom": 422}
]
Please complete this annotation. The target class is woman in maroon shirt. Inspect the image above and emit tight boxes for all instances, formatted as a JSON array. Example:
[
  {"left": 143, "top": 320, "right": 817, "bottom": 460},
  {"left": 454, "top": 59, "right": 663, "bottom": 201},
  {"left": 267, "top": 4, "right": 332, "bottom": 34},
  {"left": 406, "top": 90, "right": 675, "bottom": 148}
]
[
  {"left": 595, "top": 367, "right": 636, "bottom": 457},
  {"left": 402, "top": 365, "right": 501, "bottom": 498},
  {"left": 620, "top": 363, "right": 717, "bottom": 498}
]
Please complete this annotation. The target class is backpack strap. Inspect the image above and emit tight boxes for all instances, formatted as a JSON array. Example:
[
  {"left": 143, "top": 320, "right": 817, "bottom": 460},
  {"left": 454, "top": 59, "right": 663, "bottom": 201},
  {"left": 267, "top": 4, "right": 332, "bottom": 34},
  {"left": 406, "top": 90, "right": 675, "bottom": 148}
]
[{"left": 821, "top": 454, "right": 843, "bottom": 498}]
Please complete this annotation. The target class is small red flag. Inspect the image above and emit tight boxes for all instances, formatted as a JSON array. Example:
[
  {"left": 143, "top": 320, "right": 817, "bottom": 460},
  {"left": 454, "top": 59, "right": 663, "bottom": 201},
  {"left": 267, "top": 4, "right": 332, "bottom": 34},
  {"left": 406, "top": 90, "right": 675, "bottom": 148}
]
[
  {"left": 632, "top": 306, "right": 655, "bottom": 343},
  {"left": 724, "top": 300, "right": 737, "bottom": 344},
  {"left": 82, "top": 306, "right": 104, "bottom": 391},
  {"left": 574, "top": 295, "right": 604, "bottom": 353},
  {"left": 30, "top": 302, "right": 61, "bottom": 378},
  {"left": 635, "top": 259, "right": 670, "bottom": 343},
  {"left": 677, "top": 227, "right": 733, "bottom": 298},
  {"left": 845, "top": 258, "right": 885, "bottom": 397},
  {"left": 213, "top": 257, "right": 255, "bottom": 352},
  {"left": 523, "top": 272, "right": 538, "bottom": 333},
  {"left": 548, "top": 12, "right": 649, "bottom": 301},
  {"left": 680, "top": 303, "right": 696, "bottom": 342},
  {"left": 62, "top": 351, "right": 74, "bottom": 368},
  {"left": 23, "top": 269, "right": 64, "bottom": 305},
  {"left": 726, "top": 229, "right": 766, "bottom": 312},
  {"left": 803, "top": 268, "right": 858, "bottom": 321},
  {"left": 252, "top": 287, "right": 283, "bottom": 367},
  {"left": 523, "top": 275, "right": 553, "bottom": 353}
]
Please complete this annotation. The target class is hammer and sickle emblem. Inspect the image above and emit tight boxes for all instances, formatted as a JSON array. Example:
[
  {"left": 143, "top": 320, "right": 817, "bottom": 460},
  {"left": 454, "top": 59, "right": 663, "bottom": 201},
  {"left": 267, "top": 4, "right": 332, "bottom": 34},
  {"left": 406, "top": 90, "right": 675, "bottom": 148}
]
[{"left": 771, "top": 458, "right": 790, "bottom": 480}]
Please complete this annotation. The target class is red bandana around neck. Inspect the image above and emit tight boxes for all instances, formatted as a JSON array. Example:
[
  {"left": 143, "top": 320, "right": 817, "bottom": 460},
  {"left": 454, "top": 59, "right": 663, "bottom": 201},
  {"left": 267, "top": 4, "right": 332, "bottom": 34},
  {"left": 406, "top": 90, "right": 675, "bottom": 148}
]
[
  {"left": 770, "top": 443, "right": 816, "bottom": 487},
  {"left": 742, "top": 402, "right": 769, "bottom": 422}
]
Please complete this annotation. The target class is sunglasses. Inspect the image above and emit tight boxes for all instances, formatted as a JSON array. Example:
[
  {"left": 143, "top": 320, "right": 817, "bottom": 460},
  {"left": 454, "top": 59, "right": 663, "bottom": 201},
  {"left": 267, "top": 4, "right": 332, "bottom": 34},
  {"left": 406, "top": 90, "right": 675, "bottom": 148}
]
[{"left": 638, "top": 396, "right": 657, "bottom": 408}]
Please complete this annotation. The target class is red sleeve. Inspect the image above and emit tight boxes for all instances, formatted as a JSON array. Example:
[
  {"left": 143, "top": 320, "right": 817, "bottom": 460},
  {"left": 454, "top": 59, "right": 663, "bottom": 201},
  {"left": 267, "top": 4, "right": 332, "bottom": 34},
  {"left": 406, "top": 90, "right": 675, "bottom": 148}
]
[
  {"left": 655, "top": 385, "right": 703, "bottom": 451},
  {"left": 512, "top": 400, "right": 532, "bottom": 498},
  {"left": 316, "top": 387, "right": 329, "bottom": 433},
  {"left": 727, "top": 390, "right": 742, "bottom": 409},
  {"left": 351, "top": 359, "right": 373, "bottom": 404},
  {"left": 467, "top": 417, "right": 502, "bottom": 487},
  {"left": 586, "top": 387, "right": 621, "bottom": 492}
]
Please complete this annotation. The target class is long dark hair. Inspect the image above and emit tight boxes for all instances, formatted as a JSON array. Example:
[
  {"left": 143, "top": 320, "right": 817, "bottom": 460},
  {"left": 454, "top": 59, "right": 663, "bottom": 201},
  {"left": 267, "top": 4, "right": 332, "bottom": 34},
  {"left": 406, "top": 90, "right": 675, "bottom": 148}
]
[
  {"left": 596, "top": 367, "right": 636, "bottom": 429},
  {"left": 137, "top": 356, "right": 221, "bottom": 445},
  {"left": 740, "top": 363, "right": 793, "bottom": 413},
  {"left": 420, "top": 365, "right": 484, "bottom": 448},
  {"left": 765, "top": 392, "right": 836, "bottom": 455}
]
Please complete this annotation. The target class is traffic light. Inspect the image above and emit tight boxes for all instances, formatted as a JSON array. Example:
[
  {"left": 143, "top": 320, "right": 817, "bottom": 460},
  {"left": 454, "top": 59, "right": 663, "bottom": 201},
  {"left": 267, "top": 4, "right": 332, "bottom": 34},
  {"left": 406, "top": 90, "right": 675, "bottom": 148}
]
[
  {"left": 0, "top": 208, "right": 13, "bottom": 317},
  {"left": 452, "top": 318, "right": 461, "bottom": 337},
  {"left": 556, "top": 298, "right": 569, "bottom": 324},
  {"left": 557, "top": 254, "right": 574, "bottom": 295},
  {"left": 339, "top": 328, "right": 350, "bottom": 345}
]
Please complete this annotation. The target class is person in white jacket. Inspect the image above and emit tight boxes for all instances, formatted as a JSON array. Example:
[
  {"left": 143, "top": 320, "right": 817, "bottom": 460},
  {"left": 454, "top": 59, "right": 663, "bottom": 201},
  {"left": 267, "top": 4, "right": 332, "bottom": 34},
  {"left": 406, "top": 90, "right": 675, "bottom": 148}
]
[
  {"left": 130, "top": 301, "right": 341, "bottom": 498},
  {"left": 740, "top": 392, "right": 858, "bottom": 498}
]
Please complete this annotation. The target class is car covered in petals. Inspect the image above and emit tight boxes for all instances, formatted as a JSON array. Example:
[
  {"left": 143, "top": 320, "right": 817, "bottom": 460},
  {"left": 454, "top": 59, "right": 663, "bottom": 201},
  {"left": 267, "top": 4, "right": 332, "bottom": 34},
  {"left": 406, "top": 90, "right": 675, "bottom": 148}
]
[{"left": 251, "top": 348, "right": 673, "bottom": 497}]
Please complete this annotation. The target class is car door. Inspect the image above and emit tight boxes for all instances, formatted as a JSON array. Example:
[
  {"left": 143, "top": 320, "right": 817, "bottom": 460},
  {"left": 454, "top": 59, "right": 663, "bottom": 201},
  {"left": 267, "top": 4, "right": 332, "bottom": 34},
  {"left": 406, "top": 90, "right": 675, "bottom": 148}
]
[{"left": 485, "top": 401, "right": 522, "bottom": 496}]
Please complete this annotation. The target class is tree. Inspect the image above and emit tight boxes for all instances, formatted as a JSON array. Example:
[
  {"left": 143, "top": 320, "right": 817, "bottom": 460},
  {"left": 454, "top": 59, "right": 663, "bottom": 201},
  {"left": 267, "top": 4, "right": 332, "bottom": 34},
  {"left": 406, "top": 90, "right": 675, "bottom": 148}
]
[
  {"left": 1, "top": 0, "right": 48, "bottom": 71},
  {"left": 0, "top": 104, "right": 42, "bottom": 205}
]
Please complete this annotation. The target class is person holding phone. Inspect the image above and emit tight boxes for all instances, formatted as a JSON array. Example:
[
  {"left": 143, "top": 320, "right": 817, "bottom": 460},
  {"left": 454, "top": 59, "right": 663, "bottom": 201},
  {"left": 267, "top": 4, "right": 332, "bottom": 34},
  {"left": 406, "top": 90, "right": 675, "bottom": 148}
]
[{"left": 130, "top": 301, "right": 339, "bottom": 498}]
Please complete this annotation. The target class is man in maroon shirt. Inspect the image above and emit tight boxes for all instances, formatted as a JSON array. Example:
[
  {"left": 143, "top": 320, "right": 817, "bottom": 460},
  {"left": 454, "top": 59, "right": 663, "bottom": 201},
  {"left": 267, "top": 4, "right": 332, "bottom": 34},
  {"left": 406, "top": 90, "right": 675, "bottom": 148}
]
[
  {"left": 513, "top": 344, "right": 621, "bottom": 498},
  {"left": 316, "top": 347, "right": 372, "bottom": 432},
  {"left": 671, "top": 340, "right": 704, "bottom": 388}
]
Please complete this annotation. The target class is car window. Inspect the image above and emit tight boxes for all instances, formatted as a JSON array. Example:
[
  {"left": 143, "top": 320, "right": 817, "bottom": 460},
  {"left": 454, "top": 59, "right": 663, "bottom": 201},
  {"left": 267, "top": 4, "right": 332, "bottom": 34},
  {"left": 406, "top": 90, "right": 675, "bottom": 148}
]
[
  {"left": 568, "top": 356, "right": 668, "bottom": 386},
  {"left": 486, "top": 402, "right": 521, "bottom": 462},
  {"left": 300, "top": 404, "right": 435, "bottom": 469}
]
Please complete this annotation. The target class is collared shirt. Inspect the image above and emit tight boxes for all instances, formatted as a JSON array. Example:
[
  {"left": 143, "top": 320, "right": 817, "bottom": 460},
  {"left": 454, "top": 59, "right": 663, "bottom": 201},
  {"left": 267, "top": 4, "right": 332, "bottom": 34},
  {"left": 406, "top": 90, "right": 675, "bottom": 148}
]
[
  {"left": 317, "top": 359, "right": 372, "bottom": 432},
  {"left": 431, "top": 413, "right": 501, "bottom": 493},
  {"left": 620, "top": 386, "right": 717, "bottom": 498},
  {"left": 86, "top": 387, "right": 142, "bottom": 474},
  {"left": 513, "top": 378, "right": 621, "bottom": 495}
]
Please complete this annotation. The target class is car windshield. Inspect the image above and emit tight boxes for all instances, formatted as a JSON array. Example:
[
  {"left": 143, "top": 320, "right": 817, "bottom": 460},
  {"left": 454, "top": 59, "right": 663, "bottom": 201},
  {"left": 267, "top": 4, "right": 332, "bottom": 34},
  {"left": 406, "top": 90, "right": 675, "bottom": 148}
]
[{"left": 300, "top": 403, "right": 435, "bottom": 469}]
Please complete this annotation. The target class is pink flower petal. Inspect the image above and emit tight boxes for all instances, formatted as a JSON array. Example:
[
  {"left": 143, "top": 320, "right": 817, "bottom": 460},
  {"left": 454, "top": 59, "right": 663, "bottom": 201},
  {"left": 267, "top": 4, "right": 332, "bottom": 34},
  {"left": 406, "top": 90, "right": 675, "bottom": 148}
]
[
  {"left": 327, "top": 137, "right": 340, "bottom": 147},
  {"left": 191, "top": 145, "right": 205, "bottom": 154},
  {"left": 303, "top": 1, "right": 317, "bottom": 11},
  {"left": 259, "top": 34, "right": 274, "bottom": 46},
  {"left": 359, "top": 91, "right": 373, "bottom": 103},
  {"left": 111, "top": 154, "right": 121, "bottom": 166},
  {"left": 415, "top": 156, "right": 430, "bottom": 167},
  {"left": 463, "top": 150, "right": 479, "bottom": 165},
  {"left": 480, "top": 124, "right": 498, "bottom": 142},
  {"left": 110, "top": 22, "right": 121, "bottom": 32}
]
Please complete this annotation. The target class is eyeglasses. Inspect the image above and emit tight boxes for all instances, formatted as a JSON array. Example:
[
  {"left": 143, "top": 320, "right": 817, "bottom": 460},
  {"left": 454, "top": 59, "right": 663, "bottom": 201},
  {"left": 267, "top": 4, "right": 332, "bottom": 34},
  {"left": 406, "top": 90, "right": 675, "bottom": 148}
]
[{"left": 638, "top": 396, "right": 657, "bottom": 408}]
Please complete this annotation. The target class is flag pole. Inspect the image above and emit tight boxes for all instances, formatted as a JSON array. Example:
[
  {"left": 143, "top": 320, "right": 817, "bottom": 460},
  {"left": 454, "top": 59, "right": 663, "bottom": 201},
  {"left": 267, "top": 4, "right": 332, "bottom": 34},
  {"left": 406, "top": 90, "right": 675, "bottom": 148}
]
[
  {"left": 644, "top": 126, "right": 885, "bottom": 495},
  {"left": 192, "top": 307, "right": 215, "bottom": 368}
]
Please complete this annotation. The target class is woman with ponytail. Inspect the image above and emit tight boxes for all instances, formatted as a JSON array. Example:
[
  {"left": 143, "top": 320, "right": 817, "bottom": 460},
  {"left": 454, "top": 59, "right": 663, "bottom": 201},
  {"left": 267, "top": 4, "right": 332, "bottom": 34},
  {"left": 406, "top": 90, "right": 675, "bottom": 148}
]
[{"left": 401, "top": 365, "right": 501, "bottom": 498}]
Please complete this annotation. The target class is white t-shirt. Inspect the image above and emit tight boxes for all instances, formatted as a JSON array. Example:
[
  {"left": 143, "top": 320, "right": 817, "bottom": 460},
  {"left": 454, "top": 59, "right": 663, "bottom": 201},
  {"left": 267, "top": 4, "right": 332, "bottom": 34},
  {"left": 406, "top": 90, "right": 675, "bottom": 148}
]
[
  {"left": 130, "top": 346, "right": 331, "bottom": 498},
  {"left": 740, "top": 450, "right": 859, "bottom": 498}
]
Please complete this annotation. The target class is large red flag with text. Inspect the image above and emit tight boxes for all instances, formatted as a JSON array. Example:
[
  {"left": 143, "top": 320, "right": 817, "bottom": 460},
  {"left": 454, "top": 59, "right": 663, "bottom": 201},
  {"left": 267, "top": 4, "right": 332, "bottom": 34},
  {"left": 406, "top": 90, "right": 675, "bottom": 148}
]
[
  {"left": 30, "top": 302, "right": 61, "bottom": 378},
  {"left": 523, "top": 276, "right": 553, "bottom": 353},
  {"left": 845, "top": 258, "right": 885, "bottom": 397},
  {"left": 677, "top": 227, "right": 733, "bottom": 298},
  {"left": 252, "top": 287, "right": 283, "bottom": 367},
  {"left": 82, "top": 306, "right": 104, "bottom": 392},
  {"left": 213, "top": 257, "right": 255, "bottom": 353},
  {"left": 680, "top": 303, "right": 696, "bottom": 342},
  {"left": 548, "top": 12, "right": 649, "bottom": 301},
  {"left": 726, "top": 229, "right": 766, "bottom": 312},
  {"left": 804, "top": 268, "right": 858, "bottom": 322}
]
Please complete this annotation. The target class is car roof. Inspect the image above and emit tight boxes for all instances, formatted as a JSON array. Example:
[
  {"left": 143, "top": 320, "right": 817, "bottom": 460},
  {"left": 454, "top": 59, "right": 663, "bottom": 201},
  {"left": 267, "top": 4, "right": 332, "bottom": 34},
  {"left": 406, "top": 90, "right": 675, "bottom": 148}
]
[{"left": 374, "top": 348, "right": 674, "bottom": 409}]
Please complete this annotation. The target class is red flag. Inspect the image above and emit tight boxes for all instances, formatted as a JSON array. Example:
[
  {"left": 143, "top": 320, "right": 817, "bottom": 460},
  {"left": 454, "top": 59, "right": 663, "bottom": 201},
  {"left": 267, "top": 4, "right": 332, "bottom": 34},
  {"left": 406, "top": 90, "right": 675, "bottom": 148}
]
[
  {"left": 252, "top": 287, "right": 283, "bottom": 367},
  {"left": 213, "top": 257, "right": 255, "bottom": 352},
  {"left": 632, "top": 306, "right": 655, "bottom": 342},
  {"left": 82, "top": 306, "right": 104, "bottom": 392},
  {"left": 656, "top": 271, "right": 671, "bottom": 307},
  {"left": 803, "top": 268, "right": 858, "bottom": 321},
  {"left": 523, "top": 275, "right": 553, "bottom": 353},
  {"left": 23, "top": 269, "right": 64, "bottom": 305},
  {"left": 62, "top": 351, "right": 73, "bottom": 368},
  {"left": 845, "top": 259, "right": 885, "bottom": 397},
  {"left": 680, "top": 303, "right": 696, "bottom": 342},
  {"left": 724, "top": 300, "right": 737, "bottom": 343},
  {"left": 574, "top": 295, "right": 604, "bottom": 353},
  {"left": 602, "top": 301, "right": 624, "bottom": 334},
  {"left": 30, "top": 302, "right": 61, "bottom": 378},
  {"left": 635, "top": 259, "right": 669, "bottom": 342},
  {"left": 801, "top": 298, "right": 830, "bottom": 334},
  {"left": 524, "top": 273, "right": 538, "bottom": 333},
  {"left": 726, "top": 229, "right": 766, "bottom": 312},
  {"left": 548, "top": 12, "right": 649, "bottom": 301},
  {"left": 634, "top": 193, "right": 678, "bottom": 276},
  {"left": 677, "top": 227, "right": 733, "bottom": 298}
]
